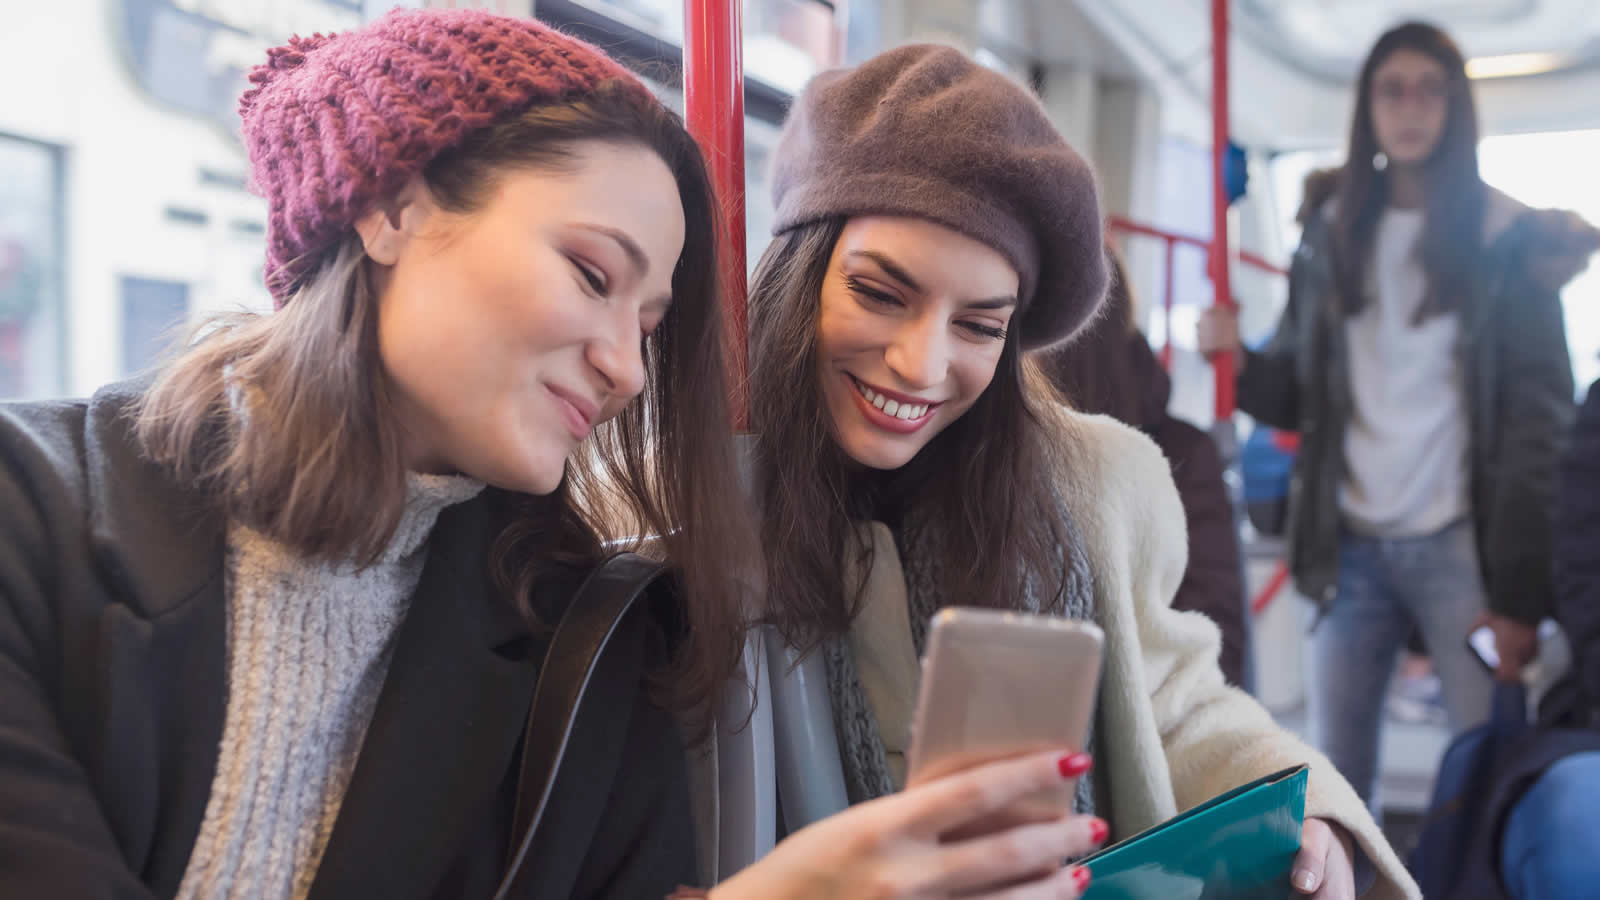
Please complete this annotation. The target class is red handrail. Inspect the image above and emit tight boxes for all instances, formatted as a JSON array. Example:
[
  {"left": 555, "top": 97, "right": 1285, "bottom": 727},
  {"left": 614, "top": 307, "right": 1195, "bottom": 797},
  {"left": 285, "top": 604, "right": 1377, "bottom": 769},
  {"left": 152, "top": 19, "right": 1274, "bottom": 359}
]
[
  {"left": 1251, "top": 561, "right": 1291, "bottom": 616},
  {"left": 1105, "top": 215, "right": 1285, "bottom": 373},
  {"left": 682, "top": 0, "right": 749, "bottom": 430},
  {"left": 1107, "top": 216, "right": 1286, "bottom": 278},
  {"left": 1209, "top": 0, "right": 1234, "bottom": 420}
]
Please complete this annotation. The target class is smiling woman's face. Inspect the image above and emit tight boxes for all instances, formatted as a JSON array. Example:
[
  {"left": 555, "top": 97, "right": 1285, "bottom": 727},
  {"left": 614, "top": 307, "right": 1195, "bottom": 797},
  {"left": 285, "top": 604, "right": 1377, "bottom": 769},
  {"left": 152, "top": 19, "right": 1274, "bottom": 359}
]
[
  {"left": 814, "top": 215, "right": 1020, "bottom": 470},
  {"left": 366, "top": 140, "right": 684, "bottom": 494}
]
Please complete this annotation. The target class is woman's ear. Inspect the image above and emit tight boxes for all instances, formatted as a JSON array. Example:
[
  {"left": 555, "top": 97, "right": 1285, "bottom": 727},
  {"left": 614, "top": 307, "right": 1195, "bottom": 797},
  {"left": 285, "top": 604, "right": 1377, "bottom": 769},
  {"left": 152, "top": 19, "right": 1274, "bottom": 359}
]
[{"left": 355, "top": 176, "right": 433, "bottom": 266}]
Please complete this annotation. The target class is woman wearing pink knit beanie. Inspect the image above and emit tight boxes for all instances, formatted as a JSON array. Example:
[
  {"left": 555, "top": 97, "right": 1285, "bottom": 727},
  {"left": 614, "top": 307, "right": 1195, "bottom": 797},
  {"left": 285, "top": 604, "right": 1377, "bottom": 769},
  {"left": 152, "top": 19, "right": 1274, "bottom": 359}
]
[{"left": 0, "top": 8, "right": 760, "bottom": 898}]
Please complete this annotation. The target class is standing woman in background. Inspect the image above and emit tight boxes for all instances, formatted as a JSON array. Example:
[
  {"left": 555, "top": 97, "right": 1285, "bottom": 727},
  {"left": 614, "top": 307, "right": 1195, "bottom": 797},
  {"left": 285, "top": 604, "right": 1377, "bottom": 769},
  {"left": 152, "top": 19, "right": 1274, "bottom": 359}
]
[{"left": 1198, "top": 21, "right": 1596, "bottom": 813}]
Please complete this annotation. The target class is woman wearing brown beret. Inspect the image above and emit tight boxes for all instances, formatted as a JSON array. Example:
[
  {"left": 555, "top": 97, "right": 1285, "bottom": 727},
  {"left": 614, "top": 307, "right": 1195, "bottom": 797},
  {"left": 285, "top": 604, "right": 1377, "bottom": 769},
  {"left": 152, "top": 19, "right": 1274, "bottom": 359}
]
[{"left": 732, "top": 43, "right": 1422, "bottom": 900}]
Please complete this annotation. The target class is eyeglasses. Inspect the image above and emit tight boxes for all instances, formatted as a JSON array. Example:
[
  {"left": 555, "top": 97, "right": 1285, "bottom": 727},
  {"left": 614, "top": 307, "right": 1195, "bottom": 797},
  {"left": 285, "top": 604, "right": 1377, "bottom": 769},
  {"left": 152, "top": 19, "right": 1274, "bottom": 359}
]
[{"left": 1372, "top": 78, "right": 1451, "bottom": 107}]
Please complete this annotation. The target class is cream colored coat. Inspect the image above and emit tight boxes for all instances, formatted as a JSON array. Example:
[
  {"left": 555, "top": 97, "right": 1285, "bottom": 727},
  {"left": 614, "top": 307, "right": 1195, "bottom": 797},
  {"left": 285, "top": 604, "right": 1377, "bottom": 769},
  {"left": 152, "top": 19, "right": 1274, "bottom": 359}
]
[{"left": 688, "top": 411, "right": 1420, "bottom": 899}]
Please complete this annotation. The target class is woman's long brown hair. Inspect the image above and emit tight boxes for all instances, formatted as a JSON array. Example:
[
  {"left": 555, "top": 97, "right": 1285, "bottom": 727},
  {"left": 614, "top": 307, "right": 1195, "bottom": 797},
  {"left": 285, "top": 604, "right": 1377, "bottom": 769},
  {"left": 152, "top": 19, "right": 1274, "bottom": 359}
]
[
  {"left": 134, "top": 83, "right": 754, "bottom": 737},
  {"left": 1333, "top": 21, "right": 1485, "bottom": 321},
  {"left": 1036, "top": 249, "right": 1145, "bottom": 423},
  {"left": 746, "top": 219, "right": 1078, "bottom": 651}
]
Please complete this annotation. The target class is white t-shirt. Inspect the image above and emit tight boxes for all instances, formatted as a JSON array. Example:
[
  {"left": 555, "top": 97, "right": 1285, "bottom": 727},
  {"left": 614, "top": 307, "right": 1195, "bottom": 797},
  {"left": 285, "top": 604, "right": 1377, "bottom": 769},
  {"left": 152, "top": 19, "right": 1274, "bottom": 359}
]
[{"left": 1339, "top": 207, "right": 1471, "bottom": 537}]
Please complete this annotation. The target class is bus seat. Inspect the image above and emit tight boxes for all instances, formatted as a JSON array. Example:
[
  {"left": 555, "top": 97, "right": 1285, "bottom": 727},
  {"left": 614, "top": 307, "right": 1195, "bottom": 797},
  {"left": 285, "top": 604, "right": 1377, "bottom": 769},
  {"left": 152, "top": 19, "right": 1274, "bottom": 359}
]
[
  {"left": 691, "top": 626, "right": 850, "bottom": 884},
  {"left": 710, "top": 628, "right": 777, "bottom": 880},
  {"left": 766, "top": 628, "right": 849, "bottom": 835}
]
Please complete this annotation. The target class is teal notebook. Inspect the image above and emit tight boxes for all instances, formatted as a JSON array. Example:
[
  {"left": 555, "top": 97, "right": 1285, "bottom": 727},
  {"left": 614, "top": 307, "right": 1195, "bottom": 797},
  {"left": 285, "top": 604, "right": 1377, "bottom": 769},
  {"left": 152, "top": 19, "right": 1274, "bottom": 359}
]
[{"left": 1082, "top": 764, "right": 1308, "bottom": 899}]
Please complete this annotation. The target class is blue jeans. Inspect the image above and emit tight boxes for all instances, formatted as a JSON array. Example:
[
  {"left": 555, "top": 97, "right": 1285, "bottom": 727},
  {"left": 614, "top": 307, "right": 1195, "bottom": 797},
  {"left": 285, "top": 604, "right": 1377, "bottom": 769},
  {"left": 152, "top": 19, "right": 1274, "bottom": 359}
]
[
  {"left": 1307, "top": 519, "right": 1495, "bottom": 815},
  {"left": 1501, "top": 752, "right": 1600, "bottom": 898}
]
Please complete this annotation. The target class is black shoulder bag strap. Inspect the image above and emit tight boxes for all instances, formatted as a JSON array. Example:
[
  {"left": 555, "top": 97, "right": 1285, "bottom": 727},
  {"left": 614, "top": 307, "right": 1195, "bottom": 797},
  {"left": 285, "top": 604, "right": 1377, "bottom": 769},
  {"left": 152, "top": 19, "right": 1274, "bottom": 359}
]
[{"left": 492, "top": 552, "right": 670, "bottom": 900}]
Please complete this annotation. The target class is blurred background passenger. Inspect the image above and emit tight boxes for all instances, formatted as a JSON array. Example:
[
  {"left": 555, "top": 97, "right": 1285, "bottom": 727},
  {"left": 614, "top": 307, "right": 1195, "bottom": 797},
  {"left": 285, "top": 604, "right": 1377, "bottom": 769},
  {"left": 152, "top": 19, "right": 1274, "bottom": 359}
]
[
  {"left": 1198, "top": 21, "right": 1593, "bottom": 816},
  {"left": 1487, "top": 377, "right": 1600, "bottom": 899},
  {"left": 1040, "top": 246, "right": 1250, "bottom": 688}
]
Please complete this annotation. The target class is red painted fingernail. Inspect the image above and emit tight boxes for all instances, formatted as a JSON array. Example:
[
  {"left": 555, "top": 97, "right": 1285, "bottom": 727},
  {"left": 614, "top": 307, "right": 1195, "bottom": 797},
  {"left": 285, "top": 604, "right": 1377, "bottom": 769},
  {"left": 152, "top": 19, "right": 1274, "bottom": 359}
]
[
  {"left": 1089, "top": 818, "right": 1109, "bottom": 844},
  {"left": 1058, "top": 753, "right": 1093, "bottom": 777},
  {"left": 1073, "top": 866, "right": 1091, "bottom": 892}
]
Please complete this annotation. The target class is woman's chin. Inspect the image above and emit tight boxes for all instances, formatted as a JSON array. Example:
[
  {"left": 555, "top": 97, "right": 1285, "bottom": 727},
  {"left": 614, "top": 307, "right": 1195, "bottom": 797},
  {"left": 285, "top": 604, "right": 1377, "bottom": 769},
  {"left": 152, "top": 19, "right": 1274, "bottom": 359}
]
[
  {"left": 838, "top": 430, "right": 922, "bottom": 471},
  {"left": 475, "top": 452, "right": 567, "bottom": 497}
]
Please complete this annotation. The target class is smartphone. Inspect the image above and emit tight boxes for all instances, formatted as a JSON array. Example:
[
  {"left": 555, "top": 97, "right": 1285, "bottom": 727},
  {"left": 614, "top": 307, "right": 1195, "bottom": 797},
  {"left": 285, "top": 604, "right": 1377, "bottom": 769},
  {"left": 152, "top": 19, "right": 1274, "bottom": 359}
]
[
  {"left": 1467, "top": 624, "right": 1499, "bottom": 673},
  {"left": 906, "top": 608, "right": 1104, "bottom": 816}
]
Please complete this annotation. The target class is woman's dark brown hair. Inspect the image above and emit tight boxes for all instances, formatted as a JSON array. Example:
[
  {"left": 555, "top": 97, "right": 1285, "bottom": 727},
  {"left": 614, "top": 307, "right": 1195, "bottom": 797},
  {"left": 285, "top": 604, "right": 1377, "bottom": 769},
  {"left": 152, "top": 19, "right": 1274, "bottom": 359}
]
[
  {"left": 747, "top": 219, "right": 1077, "bottom": 650},
  {"left": 1038, "top": 248, "right": 1145, "bottom": 423},
  {"left": 133, "top": 82, "right": 753, "bottom": 734},
  {"left": 1334, "top": 21, "right": 1484, "bottom": 320}
]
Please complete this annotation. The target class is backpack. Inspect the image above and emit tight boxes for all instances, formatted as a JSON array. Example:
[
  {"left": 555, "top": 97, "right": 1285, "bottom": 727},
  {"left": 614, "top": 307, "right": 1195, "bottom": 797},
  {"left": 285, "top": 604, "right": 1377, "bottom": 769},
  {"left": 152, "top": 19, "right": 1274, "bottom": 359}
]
[{"left": 1241, "top": 425, "right": 1298, "bottom": 537}]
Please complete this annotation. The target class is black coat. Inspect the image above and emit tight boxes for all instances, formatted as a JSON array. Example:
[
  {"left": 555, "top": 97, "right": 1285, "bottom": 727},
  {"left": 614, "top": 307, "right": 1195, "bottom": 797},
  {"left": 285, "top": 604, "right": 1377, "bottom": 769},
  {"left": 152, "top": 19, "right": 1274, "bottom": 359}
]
[
  {"left": 0, "top": 379, "right": 696, "bottom": 899},
  {"left": 1552, "top": 378, "right": 1600, "bottom": 723},
  {"left": 1238, "top": 171, "right": 1584, "bottom": 624}
]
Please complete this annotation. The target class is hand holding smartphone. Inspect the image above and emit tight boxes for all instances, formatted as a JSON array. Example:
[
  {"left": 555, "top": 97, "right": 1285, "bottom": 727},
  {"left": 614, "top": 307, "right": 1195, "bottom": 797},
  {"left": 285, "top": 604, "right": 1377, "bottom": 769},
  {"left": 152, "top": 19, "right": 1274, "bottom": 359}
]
[
  {"left": 906, "top": 608, "right": 1104, "bottom": 821},
  {"left": 1467, "top": 618, "right": 1553, "bottom": 679},
  {"left": 1467, "top": 624, "right": 1500, "bottom": 673}
]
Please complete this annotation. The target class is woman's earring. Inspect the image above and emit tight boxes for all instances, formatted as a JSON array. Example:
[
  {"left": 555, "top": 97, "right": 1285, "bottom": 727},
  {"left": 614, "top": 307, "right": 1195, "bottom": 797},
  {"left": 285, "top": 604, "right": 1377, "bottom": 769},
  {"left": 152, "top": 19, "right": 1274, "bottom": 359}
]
[{"left": 1372, "top": 151, "right": 1389, "bottom": 171}]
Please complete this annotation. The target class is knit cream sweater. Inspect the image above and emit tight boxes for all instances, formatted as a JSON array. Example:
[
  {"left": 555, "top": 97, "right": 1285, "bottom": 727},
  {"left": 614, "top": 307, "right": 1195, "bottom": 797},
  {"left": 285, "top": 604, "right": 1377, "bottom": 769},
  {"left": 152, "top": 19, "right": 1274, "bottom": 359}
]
[{"left": 175, "top": 474, "right": 484, "bottom": 900}]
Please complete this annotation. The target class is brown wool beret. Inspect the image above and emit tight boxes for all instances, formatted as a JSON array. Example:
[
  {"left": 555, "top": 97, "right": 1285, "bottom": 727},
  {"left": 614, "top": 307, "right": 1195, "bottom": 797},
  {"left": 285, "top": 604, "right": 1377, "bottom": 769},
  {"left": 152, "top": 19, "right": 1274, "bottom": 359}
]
[{"left": 770, "top": 43, "right": 1110, "bottom": 350}]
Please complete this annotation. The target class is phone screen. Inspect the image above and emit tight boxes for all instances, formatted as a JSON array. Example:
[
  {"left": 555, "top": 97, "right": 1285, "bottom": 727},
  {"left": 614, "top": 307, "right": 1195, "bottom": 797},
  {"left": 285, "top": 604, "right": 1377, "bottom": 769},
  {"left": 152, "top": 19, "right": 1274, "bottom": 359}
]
[{"left": 1467, "top": 625, "right": 1499, "bottom": 671}]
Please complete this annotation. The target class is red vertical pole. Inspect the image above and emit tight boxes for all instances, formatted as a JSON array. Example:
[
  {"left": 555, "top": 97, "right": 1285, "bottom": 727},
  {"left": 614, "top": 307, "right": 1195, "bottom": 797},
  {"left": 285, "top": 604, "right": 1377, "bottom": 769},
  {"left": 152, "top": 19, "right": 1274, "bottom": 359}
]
[
  {"left": 683, "top": 0, "right": 749, "bottom": 430},
  {"left": 1210, "top": 0, "right": 1235, "bottom": 420},
  {"left": 1160, "top": 238, "right": 1176, "bottom": 370}
]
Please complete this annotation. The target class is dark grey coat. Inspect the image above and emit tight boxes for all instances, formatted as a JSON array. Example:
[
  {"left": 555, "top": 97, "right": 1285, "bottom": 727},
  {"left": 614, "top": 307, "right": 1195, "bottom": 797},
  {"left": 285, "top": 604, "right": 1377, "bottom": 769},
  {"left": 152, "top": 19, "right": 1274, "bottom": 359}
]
[
  {"left": 1238, "top": 172, "right": 1586, "bottom": 624},
  {"left": 0, "top": 379, "right": 696, "bottom": 899}
]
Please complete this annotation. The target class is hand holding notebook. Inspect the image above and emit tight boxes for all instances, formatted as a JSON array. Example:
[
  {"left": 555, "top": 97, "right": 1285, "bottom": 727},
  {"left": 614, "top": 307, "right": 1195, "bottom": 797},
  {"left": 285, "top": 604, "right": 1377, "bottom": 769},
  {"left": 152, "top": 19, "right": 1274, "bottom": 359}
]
[
  {"left": 1291, "top": 816, "right": 1357, "bottom": 898},
  {"left": 1081, "top": 765, "right": 1309, "bottom": 899}
]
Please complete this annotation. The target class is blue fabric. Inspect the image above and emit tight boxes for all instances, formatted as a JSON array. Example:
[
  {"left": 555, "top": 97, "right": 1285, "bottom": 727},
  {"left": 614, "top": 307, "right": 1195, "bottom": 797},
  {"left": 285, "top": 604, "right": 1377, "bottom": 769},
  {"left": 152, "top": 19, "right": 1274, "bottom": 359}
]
[
  {"left": 1408, "top": 681, "right": 1528, "bottom": 898},
  {"left": 1240, "top": 426, "right": 1293, "bottom": 503},
  {"left": 1308, "top": 520, "right": 1495, "bottom": 815},
  {"left": 1500, "top": 751, "right": 1600, "bottom": 899}
]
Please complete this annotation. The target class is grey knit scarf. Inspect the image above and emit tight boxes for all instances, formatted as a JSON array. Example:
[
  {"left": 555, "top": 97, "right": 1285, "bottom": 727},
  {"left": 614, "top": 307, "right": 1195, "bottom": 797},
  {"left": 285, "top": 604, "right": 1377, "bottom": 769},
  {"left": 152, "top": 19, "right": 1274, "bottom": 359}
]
[{"left": 824, "top": 493, "right": 1099, "bottom": 814}]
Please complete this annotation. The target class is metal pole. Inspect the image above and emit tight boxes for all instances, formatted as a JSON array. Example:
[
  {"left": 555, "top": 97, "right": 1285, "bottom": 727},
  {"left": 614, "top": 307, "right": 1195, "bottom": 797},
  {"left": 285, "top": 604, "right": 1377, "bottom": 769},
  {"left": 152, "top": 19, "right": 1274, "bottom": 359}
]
[
  {"left": 682, "top": 0, "right": 749, "bottom": 429},
  {"left": 1209, "top": 0, "right": 1235, "bottom": 420},
  {"left": 1161, "top": 239, "right": 1176, "bottom": 370},
  {"left": 684, "top": 6, "right": 771, "bottom": 867}
]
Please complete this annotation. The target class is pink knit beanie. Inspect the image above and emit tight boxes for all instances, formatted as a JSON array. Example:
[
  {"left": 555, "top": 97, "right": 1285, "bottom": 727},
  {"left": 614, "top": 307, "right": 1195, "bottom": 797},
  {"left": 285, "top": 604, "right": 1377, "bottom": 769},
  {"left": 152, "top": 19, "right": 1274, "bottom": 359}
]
[{"left": 240, "top": 8, "right": 652, "bottom": 304}]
